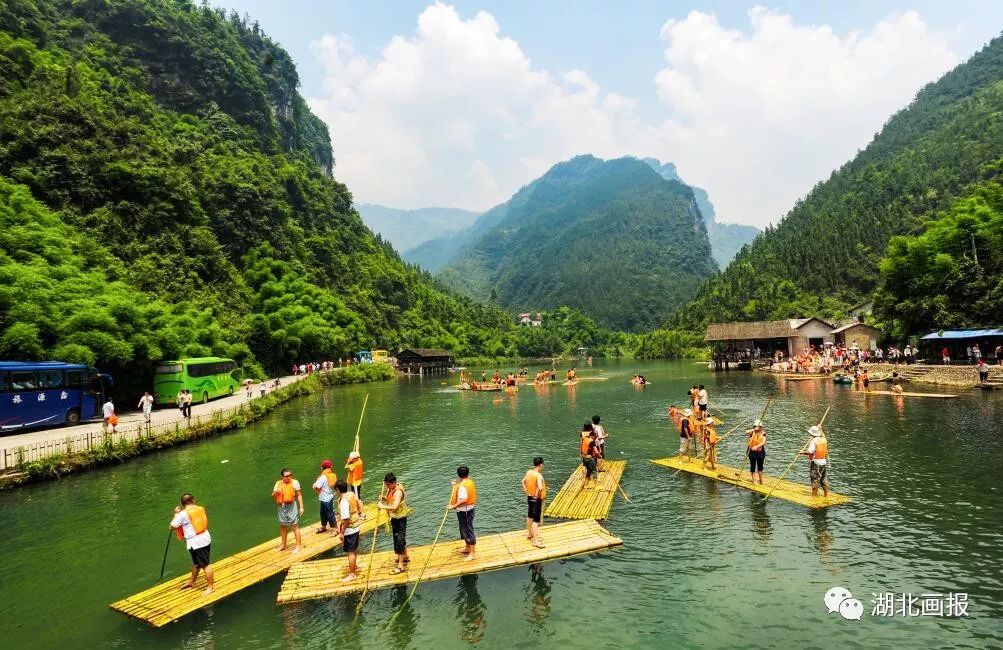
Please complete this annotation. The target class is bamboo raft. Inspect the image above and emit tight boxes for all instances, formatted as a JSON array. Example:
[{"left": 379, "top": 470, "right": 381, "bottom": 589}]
[
  {"left": 651, "top": 456, "right": 851, "bottom": 509},
  {"left": 858, "top": 390, "right": 959, "bottom": 398},
  {"left": 110, "top": 503, "right": 381, "bottom": 627},
  {"left": 276, "top": 519, "right": 622, "bottom": 604},
  {"left": 544, "top": 460, "right": 627, "bottom": 520}
]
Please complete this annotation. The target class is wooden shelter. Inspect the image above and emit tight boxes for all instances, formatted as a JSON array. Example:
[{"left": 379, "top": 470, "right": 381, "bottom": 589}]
[
  {"left": 396, "top": 348, "right": 453, "bottom": 375},
  {"left": 704, "top": 318, "right": 835, "bottom": 359}
]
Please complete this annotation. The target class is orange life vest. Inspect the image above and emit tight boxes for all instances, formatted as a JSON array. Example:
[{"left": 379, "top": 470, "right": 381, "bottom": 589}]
[
  {"left": 321, "top": 468, "right": 337, "bottom": 487},
  {"left": 580, "top": 436, "right": 592, "bottom": 455},
  {"left": 524, "top": 469, "right": 546, "bottom": 499},
  {"left": 705, "top": 427, "right": 718, "bottom": 445},
  {"left": 450, "top": 477, "right": 477, "bottom": 507},
  {"left": 273, "top": 479, "right": 297, "bottom": 504},
  {"left": 346, "top": 457, "right": 364, "bottom": 486},
  {"left": 812, "top": 437, "right": 828, "bottom": 460},
  {"left": 175, "top": 504, "right": 208, "bottom": 540},
  {"left": 748, "top": 430, "right": 766, "bottom": 451}
]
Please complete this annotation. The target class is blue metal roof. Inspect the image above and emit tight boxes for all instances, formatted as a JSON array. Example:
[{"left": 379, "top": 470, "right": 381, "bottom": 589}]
[
  {"left": 0, "top": 361, "right": 91, "bottom": 370},
  {"left": 921, "top": 329, "right": 1003, "bottom": 340}
]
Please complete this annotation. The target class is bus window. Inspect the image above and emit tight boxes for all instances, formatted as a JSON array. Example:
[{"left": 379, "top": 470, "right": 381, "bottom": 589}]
[
  {"left": 11, "top": 371, "right": 37, "bottom": 390},
  {"left": 38, "top": 370, "right": 64, "bottom": 389},
  {"left": 0, "top": 372, "right": 8, "bottom": 391},
  {"left": 156, "top": 364, "right": 183, "bottom": 374},
  {"left": 66, "top": 371, "right": 83, "bottom": 388}
]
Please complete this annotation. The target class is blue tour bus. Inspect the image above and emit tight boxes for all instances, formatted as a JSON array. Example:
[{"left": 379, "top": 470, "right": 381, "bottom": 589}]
[{"left": 0, "top": 361, "right": 112, "bottom": 431}]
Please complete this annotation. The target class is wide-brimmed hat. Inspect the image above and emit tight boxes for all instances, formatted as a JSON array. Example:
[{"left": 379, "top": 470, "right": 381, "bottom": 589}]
[
  {"left": 683, "top": 408, "right": 693, "bottom": 417},
  {"left": 808, "top": 426, "right": 821, "bottom": 436},
  {"left": 753, "top": 419, "right": 763, "bottom": 427},
  {"left": 348, "top": 451, "right": 360, "bottom": 460}
]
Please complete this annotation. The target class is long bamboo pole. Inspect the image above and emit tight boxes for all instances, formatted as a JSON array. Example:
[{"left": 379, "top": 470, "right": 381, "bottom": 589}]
[
  {"left": 762, "top": 406, "right": 830, "bottom": 503},
  {"left": 356, "top": 483, "right": 387, "bottom": 613},
  {"left": 352, "top": 393, "right": 369, "bottom": 454},
  {"left": 388, "top": 506, "right": 451, "bottom": 623}
]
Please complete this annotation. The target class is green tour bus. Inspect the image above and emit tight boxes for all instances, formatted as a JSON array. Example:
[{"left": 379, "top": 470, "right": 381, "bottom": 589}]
[{"left": 153, "top": 357, "right": 241, "bottom": 406}]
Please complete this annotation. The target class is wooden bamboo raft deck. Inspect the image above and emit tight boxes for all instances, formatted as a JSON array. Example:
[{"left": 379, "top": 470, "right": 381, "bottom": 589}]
[
  {"left": 276, "top": 519, "right": 622, "bottom": 604},
  {"left": 651, "top": 456, "right": 851, "bottom": 509},
  {"left": 110, "top": 503, "right": 381, "bottom": 627},
  {"left": 543, "top": 460, "right": 626, "bottom": 520}
]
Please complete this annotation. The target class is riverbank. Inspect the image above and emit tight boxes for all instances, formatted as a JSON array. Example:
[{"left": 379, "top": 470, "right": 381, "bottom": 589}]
[{"left": 0, "top": 364, "right": 394, "bottom": 489}]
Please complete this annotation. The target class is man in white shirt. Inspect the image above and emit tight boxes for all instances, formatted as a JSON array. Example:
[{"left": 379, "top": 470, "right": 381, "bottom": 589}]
[
  {"left": 102, "top": 398, "right": 115, "bottom": 431},
  {"left": 799, "top": 426, "right": 829, "bottom": 498},
  {"left": 137, "top": 392, "right": 154, "bottom": 423},
  {"left": 169, "top": 493, "right": 214, "bottom": 594},
  {"left": 335, "top": 479, "right": 363, "bottom": 581},
  {"left": 312, "top": 460, "right": 337, "bottom": 533},
  {"left": 591, "top": 415, "right": 607, "bottom": 466}
]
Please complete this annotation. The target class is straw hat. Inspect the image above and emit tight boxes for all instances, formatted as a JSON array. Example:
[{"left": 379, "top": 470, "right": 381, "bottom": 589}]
[
  {"left": 683, "top": 408, "right": 693, "bottom": 417},
  {"left": 348, "top": 451, "right": 360, "bottom": 459},
  {"left": 753, "top": 419, "right": 763, "bottom": 427}
]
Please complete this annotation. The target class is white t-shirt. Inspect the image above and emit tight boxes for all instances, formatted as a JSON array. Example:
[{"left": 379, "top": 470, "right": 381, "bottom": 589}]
[
  {"left": 313, "top": 474, "right": 335, "bottom": 503},
  {"left": 171, "top": 509, "right": 212, "bottom": 550},
  {"left": 698, "top": 389, "right": 708, "bottom": 405},
  {"left": 139, "top": 395, "right": 154, "bottom": 412},
  {"left": 806, "top": 437, "right": 827, "bottom": 466},
  {"left": 455, "top": 484, "right": 474, "bottom": 512},
  {"left": 102, "top": 401, "right": 114, "bottom": 418},
  {"left": 339, "top": 495, "right": 360, "bottom": 535},
  {"left": 592, "top": 424, "right": 606, "bottom": 443}
]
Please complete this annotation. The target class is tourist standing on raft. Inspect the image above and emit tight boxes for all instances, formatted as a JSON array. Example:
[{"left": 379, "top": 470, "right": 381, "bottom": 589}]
[
  {"left": 377, "top": 472, "right": 410, "bottom": 573},
  {"left": 746, "top": 420, "right": 767, "bottom": 485},
  {"left": 702, "top": 419, "right": 719, "bottom": 470},
  {"left": 272, "top": 468, "right": 304, "bottom": 553},
  {"left": 799, "top": 425, "right": 829, "bottom": 497},
  {"left": 447, "top": 466, "right": 477, "bottom": 561},
  {"left": 345, "top": 451, "right": 364, "bottom": 498},
  {"left": 170, "top": 493, "right": 214, "bottom": 595},
  {"left": 592, "top": 415, "right": 607, "bottom": 462},
  {"left": 580, "top": 423, "right": 598, "bottom": 481},
  {"left": 678, "top": 408, "right": 695, "bottom": 461},
  {"left": 312, "top": 460, "right": 337, "bottom": 533},
  {"left": 522, "top": 457, "right": 546, "bottom": 549},
  {"left": 334, "top": 479, "right": 363, "bottom": 582}
]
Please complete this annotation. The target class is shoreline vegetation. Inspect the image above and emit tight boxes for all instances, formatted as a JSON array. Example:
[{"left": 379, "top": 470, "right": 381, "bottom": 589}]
[{"left": 0, "top": 364, "right": 393, "bottom": 490}]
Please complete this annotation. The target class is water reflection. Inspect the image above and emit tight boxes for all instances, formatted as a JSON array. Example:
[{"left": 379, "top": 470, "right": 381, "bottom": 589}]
[
  {"left": 704, "top": 480, "right": 723, "bottom": 515},
  {"left": 807, "top": 509, "right": 835, "bottom": 571},
  {"left": 383, "top": 586, "right": 417, "bottom": 648},
  {"left": 455, "top": 574, "right": 487, "bottom": 644},
  {"left": 748, "top": 492, "right": 772, "bottom": 542},
  {"left": 524, "top": 563, "right": 552, "bottom": 629}
]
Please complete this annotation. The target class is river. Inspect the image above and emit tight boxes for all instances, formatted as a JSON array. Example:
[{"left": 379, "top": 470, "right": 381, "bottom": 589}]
[{"left": 1, "top": 360, "right": 1000, "bottom": 649}]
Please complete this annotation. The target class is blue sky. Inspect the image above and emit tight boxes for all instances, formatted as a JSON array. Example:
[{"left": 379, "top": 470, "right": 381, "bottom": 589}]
[{"left": 216, "top": 1, "right": 1003, "bottom": 226}]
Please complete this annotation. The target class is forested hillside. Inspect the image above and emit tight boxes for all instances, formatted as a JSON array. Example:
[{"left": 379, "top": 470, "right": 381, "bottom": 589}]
[
  {"left": 643, "top": 159, "right": 758, "bottom": 267},
  {"left": 672, "top": 35, "right": 1003, "bottom": 333},
  {"left": 0, "top": 0, "right": 584, "bottom": 393},
  {"left": 437, "top": 155, "right": 717, "bottom": 331}
]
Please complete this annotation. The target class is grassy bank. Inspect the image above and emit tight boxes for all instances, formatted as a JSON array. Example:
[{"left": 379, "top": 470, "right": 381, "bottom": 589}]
[{"left": 0, "top": 365, "right": 394, "bottom": 489}]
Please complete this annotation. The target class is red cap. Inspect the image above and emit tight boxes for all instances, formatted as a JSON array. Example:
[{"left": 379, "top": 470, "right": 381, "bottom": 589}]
[{"left": 320, "top": 460, "right": 332, "bottom": 469}]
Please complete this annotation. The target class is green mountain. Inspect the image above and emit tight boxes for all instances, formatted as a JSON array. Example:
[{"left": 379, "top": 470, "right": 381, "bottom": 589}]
[
  {"left": 436, "top": 155, "right": 718, "bottom": 331},
  {"left": 0, "top": 0, "right": 546, "bottom": 392},
  {"left": 672, "top": 35, "right": 1003, "bottom": 335},
  {"left": 356, "top": 204, "right": 480, "bottom": 256},
  {"left": 643, "top": 159, "right": 759, "bottom": 267}
]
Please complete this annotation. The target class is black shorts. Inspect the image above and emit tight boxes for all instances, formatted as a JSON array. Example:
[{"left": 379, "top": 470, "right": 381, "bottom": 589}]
[
  {"left": 527, "top": 497, "right": 543, "bottom": 523},
  {"left": 456, "top": 509, "right": 476, "bottom": 545},
  {"left": 343, "top": 531, "right": 360, "bottom": 552},
  {"left": 189, "top": 544, "right": 211, "bottom": 568},
  {"left": 391, "top": 517, "right": 407, "bottom": 554},
  {"left": 699, "top": 403, "right": 707, "bottom": 412},
  {"left": 749, "top": 449, "right": 765, "bottom": 472}
]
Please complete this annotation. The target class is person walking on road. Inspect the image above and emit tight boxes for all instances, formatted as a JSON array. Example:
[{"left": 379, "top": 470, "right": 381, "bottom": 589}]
[
  {"left": 102, "top": 398, "right": 116, "bottom": 433},
  {"left": 272, "top": 468, "right": 304, "bottom": 554},
  {"left": 137, "top": 391, "right": 154, "bottom": 424},
  {"left": 170, "top": 493, "right": 214, "bottom": 595}
]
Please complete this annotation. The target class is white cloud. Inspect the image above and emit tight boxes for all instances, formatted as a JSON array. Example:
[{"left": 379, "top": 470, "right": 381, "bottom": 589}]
[
  {"left": 653, "top": 7, "right": 958, "bottom": 226},
  {"left": 308, "top": 3, "right": 959, "bottom": 227}
]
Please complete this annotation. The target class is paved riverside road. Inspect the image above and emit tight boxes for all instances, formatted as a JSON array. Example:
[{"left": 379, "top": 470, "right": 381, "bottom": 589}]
[{"left": 0, "top": 374, "right": 306, "bottom": 450}]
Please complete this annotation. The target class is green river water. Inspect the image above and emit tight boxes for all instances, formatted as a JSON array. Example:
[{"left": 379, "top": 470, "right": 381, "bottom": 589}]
[{"left": 1, "top": 360, "right": 1001, "bottom": 649}]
